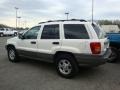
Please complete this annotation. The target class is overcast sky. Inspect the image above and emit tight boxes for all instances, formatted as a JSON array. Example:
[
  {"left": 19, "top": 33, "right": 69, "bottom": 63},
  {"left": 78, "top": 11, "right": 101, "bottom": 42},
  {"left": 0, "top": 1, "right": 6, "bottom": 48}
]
[{"left": 0, "top": 0, "right": 120, "bottom": 27}]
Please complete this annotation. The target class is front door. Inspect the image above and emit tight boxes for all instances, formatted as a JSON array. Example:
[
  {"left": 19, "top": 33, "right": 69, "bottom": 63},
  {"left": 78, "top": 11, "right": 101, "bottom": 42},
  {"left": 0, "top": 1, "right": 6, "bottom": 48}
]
[{"left": 17, "top": 26, "right": 41, "bottom": 58}]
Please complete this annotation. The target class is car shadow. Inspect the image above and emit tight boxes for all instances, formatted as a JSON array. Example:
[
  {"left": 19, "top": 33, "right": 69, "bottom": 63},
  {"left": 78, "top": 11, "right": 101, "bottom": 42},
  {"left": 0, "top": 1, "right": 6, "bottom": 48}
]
[
  {"left": 116, "top": 55, "right": 120, "bottom": 63},
  {"left": 19, "top": 58, "right": 56, "bottom": 72},
  {"left": 18, "top": 58, "right": 106, "bottom": 79}
]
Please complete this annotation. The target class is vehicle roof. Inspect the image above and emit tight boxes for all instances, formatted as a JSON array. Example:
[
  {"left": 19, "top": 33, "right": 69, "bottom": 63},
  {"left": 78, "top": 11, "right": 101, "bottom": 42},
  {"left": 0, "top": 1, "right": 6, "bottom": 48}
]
[{"left": 38, "top": 19, "right": 92, "bottom": 25}]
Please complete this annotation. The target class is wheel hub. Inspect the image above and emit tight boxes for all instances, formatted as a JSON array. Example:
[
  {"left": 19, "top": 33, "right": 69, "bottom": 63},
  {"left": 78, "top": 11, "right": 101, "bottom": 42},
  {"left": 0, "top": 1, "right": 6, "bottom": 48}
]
[
  {"left": 9, "top": 49, "right": 15, "bottom": 60},
  {"left": 58, "top": 59, "right": 72, "bottom": 75}
]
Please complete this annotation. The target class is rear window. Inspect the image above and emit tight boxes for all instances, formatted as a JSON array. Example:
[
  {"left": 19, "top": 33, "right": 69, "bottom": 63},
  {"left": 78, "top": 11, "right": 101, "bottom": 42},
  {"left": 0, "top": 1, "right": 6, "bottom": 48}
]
[
  {"left": 64, "top": 24, "right": 89, "bottom": 39},
  {"left": 92, "top": 24, "right": 105, "bottom": 39}
]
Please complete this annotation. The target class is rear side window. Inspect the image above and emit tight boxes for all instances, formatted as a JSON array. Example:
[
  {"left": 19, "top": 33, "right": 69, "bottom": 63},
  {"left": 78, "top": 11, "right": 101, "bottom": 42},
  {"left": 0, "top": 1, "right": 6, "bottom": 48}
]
[
  {"left": 41, "top": 25, "right": 59, "bottom": 39},
  {"left": 64, "top": 24, "right": 89, "bottom": 39},
  {"left": 92, "top": 24, "right": 100, "bottom": 37}
]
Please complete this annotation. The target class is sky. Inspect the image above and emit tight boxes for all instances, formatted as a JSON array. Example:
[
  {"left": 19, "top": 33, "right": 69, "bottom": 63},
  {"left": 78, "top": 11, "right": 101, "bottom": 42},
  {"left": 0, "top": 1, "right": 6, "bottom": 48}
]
[{"left": 0, "top": 0, "right": 120, "bottom": 27}]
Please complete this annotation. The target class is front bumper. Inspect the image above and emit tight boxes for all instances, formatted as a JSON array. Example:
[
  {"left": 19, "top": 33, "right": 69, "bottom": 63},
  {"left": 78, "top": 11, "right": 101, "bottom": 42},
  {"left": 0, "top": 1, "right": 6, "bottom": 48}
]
[
  {"left": 75, "top": 48, "right": 111, "bottom": 67},
  {"left": 5, "top": 45, "right": 7, "bottom": 50}
]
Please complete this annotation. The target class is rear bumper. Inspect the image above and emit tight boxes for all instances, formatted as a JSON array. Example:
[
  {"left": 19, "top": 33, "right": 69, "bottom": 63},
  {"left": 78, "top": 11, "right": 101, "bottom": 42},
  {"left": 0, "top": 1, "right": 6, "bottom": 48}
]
[{"left": 75, "top": 48, "right": 111, "bottom": 67}]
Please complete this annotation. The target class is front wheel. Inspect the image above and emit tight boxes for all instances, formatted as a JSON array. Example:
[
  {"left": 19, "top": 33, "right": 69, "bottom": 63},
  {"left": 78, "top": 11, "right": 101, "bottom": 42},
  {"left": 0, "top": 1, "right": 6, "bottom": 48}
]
[
  {"left": 55, "top": 54, "right": 79, "bottom": 78},
  {"left": 0, "top": 33, "right": 4, "bottom": 37},
  {"left": 107, "top": 47, "right": 119, "bottom": 63},
  {"left": 7, "top": 47, "right": 19, "bottom": 62}
]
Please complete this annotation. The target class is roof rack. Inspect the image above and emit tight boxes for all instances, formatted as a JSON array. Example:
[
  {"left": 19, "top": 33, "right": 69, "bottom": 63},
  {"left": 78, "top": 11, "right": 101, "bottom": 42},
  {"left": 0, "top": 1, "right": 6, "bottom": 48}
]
[
  {"left": 39, "top": 19, "right": 87, "bottom": 24},
  {"left": 39, "top": 22, "right": 46, "bottom": 24}
]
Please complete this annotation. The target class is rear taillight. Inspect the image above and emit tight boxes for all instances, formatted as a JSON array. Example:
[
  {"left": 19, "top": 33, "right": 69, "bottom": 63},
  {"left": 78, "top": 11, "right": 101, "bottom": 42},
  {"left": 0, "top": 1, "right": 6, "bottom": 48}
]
[{"left": 90, "top": 42, "right": 101, "bottom": 54}]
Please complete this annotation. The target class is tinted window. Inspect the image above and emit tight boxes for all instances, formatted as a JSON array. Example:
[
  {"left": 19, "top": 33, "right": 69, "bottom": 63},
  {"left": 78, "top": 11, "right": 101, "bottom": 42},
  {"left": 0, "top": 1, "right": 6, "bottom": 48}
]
[
  {"left": 41, "top": 25, "right": 59, "bottom": 39},
  {"left": 64, "top": 24, "right": 89, "bottom": 39},
  {"left": 92, "top": 24, "right": 105, "bottom": 39},
  {"left": 92, "top": 24, "right": 100, "bottom": 37},
  {"left": 23, "top": 26, "right": 40, "bottom": 39},
  {"left": 0, "top": 28, "right": 4, "bottom": 31}
]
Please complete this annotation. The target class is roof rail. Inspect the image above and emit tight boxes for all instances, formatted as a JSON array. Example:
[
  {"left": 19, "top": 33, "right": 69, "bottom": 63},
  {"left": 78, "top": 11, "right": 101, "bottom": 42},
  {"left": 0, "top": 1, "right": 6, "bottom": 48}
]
[
  {"left": 39, "top": 22, "right": 46, "bottom": 24},
  {"left": 70, "top": 19, "right": 87, "bottom": 22},
  {"left": 39, "top": 19, "right": 87, "bottom": 24}
]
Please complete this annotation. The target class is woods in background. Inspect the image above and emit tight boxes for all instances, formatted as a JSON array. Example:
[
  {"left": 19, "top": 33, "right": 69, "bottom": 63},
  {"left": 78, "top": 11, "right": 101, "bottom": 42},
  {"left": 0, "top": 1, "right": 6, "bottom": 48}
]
[{"left": 98, "top": 20, "right": 120, "bottom": 28}]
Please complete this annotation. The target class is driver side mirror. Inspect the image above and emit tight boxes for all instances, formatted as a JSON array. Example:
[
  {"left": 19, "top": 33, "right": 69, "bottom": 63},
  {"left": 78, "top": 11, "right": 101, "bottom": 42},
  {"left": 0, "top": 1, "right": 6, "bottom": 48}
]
[{"left": 18, "top": 33, "right": 24, "bottom": 39}]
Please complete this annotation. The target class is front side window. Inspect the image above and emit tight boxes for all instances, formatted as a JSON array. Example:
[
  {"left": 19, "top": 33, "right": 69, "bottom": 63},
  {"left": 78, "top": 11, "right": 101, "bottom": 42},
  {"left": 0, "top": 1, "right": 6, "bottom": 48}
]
[
  {"left": 41, "top": 24, "right": 59, "bottom": 39},
  {"left": 23, "top": 26, "right": 40, "bottom": 39},
  {"left": 64, "top": 24, "right": 89, "bottom": 39}
]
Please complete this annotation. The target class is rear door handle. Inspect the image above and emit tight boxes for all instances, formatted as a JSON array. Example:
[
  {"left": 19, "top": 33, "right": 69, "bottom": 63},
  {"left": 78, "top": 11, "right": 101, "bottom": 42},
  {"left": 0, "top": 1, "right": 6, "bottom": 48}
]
[
  {"left": 31, "top": 41, "right": 36, "bottom": 44},
  {"left": 52, "top": 42, "right": 59, "bottom": 45}
]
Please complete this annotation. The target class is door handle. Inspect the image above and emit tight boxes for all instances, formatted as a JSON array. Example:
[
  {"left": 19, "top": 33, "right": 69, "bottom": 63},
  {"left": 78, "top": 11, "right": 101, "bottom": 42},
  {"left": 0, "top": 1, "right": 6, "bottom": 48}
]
[
  {"left": 52, "top": 42, "right": 59, "bottom": 45},
  {"left": 31, "top": 41, "right": 36, "bottom": 44}
]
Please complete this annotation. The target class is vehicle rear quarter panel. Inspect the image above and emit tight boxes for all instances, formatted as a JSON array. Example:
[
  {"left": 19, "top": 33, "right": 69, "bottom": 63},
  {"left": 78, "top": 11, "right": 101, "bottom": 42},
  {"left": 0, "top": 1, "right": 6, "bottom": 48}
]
[
  {"left": 87, "top": 38, "right": 109, "bottom": 55},
  {"left": 60, "top": 39, "right": 91, "bottom": 54}
]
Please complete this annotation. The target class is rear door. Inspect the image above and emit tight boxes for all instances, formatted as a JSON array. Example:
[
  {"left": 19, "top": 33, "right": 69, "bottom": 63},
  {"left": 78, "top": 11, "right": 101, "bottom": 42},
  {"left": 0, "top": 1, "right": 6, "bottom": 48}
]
[
  {"left": 37, "top": 24, "right": 61, "bottom": 62},
  {"left": 62, "top": 24, "right": 90, "bottom": 54}
]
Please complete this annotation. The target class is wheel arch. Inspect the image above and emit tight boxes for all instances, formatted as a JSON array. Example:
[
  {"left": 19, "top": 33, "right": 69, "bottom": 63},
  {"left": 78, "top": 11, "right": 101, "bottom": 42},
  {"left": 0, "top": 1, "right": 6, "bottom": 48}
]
[
  {"left": 6, "top": 44, "right": 16, "bottom": 50},
  {"left": 110, "top": 43, "right": 120, "bottom": 50},
  {"left": 53, "top": 51, "right": 78, "bottom": 63}
]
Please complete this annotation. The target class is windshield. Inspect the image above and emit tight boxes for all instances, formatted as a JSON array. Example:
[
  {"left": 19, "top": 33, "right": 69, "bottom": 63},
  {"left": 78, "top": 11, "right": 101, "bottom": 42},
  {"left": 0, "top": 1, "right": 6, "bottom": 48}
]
[
  {"left": 0, "top": 28, "right": 4, "bottom": 31},
  {"left": 92, "top": 23, "right": 106, "bottom": 39}
]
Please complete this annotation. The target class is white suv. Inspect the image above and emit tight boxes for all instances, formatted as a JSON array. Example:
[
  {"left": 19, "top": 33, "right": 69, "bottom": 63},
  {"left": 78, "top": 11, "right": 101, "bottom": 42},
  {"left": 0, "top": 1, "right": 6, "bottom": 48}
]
[
  {"left": 5, "top": 19, "right": 111, "bottom": 78},
  {"left": 0, "top": 28, "right": 18, "bottom": 37}
]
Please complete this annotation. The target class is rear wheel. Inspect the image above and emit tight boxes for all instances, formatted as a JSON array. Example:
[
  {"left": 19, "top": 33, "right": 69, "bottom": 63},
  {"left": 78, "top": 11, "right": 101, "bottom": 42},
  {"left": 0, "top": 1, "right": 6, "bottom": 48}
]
[
  {"left": 14, "top": 33, "right": 17, "bottom": 36},
  {"left": 55, "top": 53, "right": 79, "bottom": 78},
  {"left": 7, "top": 46, "right": 19, "bottom": 62},
  {"left": 107, "top": 47, "right": 119, "bottom": 63}
]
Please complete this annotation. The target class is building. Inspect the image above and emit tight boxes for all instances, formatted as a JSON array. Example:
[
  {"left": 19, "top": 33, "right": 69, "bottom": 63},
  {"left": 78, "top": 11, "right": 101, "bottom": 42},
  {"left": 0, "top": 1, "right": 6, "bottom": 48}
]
[{"left": 101, "top": 25, "right": 120, "bottom": 33}]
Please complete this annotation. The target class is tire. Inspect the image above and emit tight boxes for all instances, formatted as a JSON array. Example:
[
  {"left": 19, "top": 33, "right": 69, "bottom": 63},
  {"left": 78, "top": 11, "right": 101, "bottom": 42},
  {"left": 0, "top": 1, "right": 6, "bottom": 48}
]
[
  {"left": 14, "top": 33, "right": 17, "bottom": 36},
  {"left": 7, "top": 46, "right": 19, "bottom": 62},
  {"left": 55, "top": 53, "right": 79, "bottom": 78},
  {"left": 107, "top": 47, "right": 119, "bottom": 63},
  {"left": 0, "top": 33, "right": 4, "bottom": 37}
]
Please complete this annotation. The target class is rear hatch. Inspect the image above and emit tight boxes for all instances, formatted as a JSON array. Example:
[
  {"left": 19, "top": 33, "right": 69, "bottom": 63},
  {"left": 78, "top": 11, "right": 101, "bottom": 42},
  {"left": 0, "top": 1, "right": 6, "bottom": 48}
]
[{"left": 92, "top": 23, "right": 109, "bottom": 55}]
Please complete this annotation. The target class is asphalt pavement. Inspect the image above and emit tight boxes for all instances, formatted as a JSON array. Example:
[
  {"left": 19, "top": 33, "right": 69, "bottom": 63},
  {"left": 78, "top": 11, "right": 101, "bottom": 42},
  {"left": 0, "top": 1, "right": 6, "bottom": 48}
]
[{"left": 0, "top": 37, "right": 120, "bottom": 90}]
